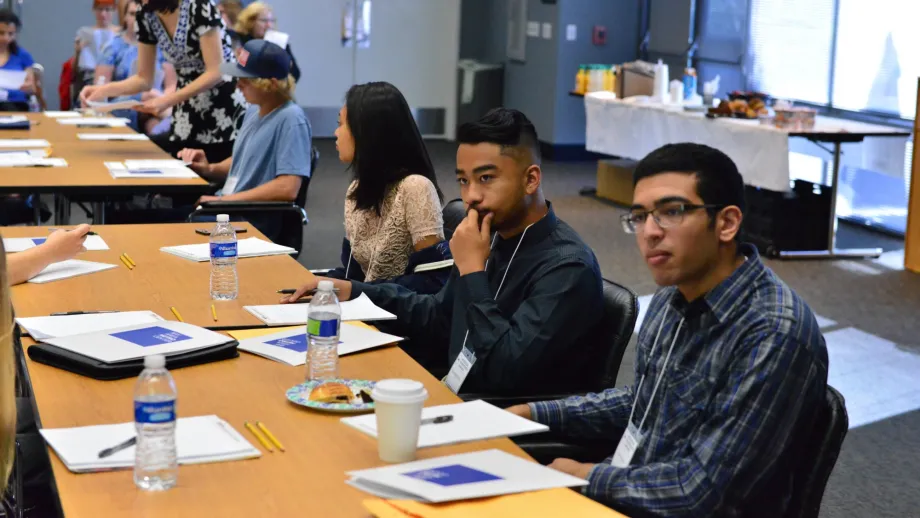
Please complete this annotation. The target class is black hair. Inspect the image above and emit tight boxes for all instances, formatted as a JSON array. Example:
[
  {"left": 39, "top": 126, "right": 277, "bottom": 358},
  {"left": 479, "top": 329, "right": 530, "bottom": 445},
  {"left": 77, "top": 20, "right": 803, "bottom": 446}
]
[
  {"left": 344, "top": 81, "right": 441, "bottom": 214},
  {"left": 634, "top": 142, "right": 746, "bottom": 219},
  {"left": 143, "top": 0, "right": 179, "bottom": 14},
  {"left": 456, "top": 108, "right": 541, "bottom": 165},
  {"left": 0, "top": 9, "right": 20, "bottom": 54}
]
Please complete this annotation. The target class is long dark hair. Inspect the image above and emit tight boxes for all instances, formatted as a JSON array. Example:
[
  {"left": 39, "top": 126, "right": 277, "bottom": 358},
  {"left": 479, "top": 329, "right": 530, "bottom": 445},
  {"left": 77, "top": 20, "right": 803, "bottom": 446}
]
[
  {"left": 143, "top": 0, "right": 179, "bottom": 14},
  {"left": 0, "top": 9, "right": 21, "bottom": 55},
  {"left": 344, "top": 81, "right": 441, "bottom": 214}
]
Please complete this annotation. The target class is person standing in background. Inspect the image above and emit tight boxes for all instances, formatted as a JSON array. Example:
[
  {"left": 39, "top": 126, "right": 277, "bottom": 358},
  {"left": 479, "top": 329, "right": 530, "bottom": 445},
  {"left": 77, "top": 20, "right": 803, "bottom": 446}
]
[
  {"left": 217, "top": 0, "right": 243, "bottom": 46},
  {"left": 96, "top": 0, "right": 177, "bottom": 134},
  {"left": 80, "top": 0, "right": 246, "bottom": 163},
  {"left": 0, "top": 9, "right": 38, "bottom": 112},
  {"left": 233, "top": 2, "right": 300, "bottom": 82},
  {"left": 74, "top": 0, "right": 119, "bottom": 107}
]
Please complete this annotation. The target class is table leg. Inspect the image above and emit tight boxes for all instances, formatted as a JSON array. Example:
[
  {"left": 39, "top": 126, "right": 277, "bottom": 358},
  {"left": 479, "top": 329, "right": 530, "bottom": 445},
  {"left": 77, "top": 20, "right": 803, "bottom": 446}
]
[
  {"left": 92, "top": 201, "right": 105, "bottom": 225},
  {"left": 32, "top": 193, "right": 40, "bottom": 226},
  {"left": 780, "top": 142, "right": 883, "bottom": 260}
]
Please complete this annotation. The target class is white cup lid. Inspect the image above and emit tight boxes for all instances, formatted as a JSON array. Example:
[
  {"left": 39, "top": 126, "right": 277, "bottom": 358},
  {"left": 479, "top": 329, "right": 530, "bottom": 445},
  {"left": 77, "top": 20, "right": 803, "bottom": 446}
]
[{"left": 371, "top": 379, "right": 428, "bottom": 404}]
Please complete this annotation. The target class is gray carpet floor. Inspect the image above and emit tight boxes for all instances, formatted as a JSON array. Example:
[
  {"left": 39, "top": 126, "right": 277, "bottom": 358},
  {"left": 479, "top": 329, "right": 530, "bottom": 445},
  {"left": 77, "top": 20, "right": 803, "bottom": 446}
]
[{"left": 301, "top": 139, "right": 920, "bottom": 518}]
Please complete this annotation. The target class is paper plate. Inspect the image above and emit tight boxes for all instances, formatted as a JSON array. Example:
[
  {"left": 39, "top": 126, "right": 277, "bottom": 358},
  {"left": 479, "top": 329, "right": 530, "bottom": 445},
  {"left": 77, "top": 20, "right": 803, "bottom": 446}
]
[{"left": 286, "top": 378, "right": 376, "bottom": 413}]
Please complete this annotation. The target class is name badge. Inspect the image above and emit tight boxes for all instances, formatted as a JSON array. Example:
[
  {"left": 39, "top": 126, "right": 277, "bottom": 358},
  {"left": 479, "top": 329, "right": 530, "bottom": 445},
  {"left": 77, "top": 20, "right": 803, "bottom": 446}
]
[
  {"left": 444, "top": 346, "right": 476, "bottom": 394},
  {"left": 221, "top": 176, "right": 240, "bottom": 195},
  {"left": 611, "top": 422, "right": 644, "bottom": 468},
  {"left": 0, "top": 89, "right": 9, "bottom": 102}
]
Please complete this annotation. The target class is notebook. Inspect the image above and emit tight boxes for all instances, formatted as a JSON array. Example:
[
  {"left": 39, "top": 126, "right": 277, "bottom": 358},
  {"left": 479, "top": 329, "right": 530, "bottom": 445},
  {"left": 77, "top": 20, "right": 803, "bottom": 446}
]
[
  {"left": 237, "top": 322, "right": 402, "bottom": 366},
  {"left": 86, "top": 99, "right": 142, "bottom": 112},
  {"left": 39, "top": 321, "right": 235, "bottom": 363},
  {"left": 43, "top": 111, "right": 82, "bottom": 118},
  {"left": 77, "top": 133, "right": 149, "bottom": 141},
  {"left": 40, "top": 415, "right": 261, "bottom": 473},
  {"left": 0, "top": 71, "right": 26, "bottom": 91},
  {"left": 160, "top": 237, "right": 296, "bottom": 262},
  {"left": 0, "top": 156, "right": 67, "bottom": 167},
  {"left": 4, "top": 235, "right": 108, "bottom": 252},
  {"left": 341, "top": 400, "right": 548, "bottom": 449},
  {"left": 105, "top": 161, "right": 200, "bottom": 179},
  {"left": 346, "top": 449, "right": 588, "bottom": 503},
  {"left": 17, "top": 311, "right": 165, "bottom": 341},
  {"left": 28, "top": 259, "right": 117, "bottom": 284},
  {"left": 0, "top": 139, "right": 50, "bottom": 148},
  {"left": 244, "top": 293, "right": 396, "bottom": 325},
  {"left": 57, "top": 117, "right": 129, "bottom": 127}
]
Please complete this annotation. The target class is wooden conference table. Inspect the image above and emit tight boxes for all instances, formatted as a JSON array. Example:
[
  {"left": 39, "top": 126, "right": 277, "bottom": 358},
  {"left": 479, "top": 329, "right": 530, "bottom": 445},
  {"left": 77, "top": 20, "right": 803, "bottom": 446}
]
[
  {"left": 0, "top": 112, "right": 209, "bottom": 224},
  {"left": 8, "top": 223, "right": 618, "bottom": 517}
]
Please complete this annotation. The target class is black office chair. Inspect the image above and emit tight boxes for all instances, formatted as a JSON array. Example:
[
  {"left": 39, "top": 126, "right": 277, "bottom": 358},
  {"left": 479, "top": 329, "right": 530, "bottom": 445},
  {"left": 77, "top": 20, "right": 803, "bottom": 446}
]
[
  {"left": 442, "top": 198, "right": 466, "bottom": 241},
  {"left": 460, "top": 278, "right": 639, "bottom": 409},
  {"left": 785, "top": 385, "right": 848, "bottom": 518},
  {"left": 189, "top": 147, "right": 319, "bottom": 258}
]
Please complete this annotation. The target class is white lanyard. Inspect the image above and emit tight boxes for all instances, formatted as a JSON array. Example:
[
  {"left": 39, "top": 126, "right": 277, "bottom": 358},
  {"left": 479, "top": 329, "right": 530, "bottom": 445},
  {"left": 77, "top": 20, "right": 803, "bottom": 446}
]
[
  {"left": 444, "top": 221, "right": 535, "bottom": 393},
  {"left": 626, "top": 314, "right": 685, "bottom": 434}
]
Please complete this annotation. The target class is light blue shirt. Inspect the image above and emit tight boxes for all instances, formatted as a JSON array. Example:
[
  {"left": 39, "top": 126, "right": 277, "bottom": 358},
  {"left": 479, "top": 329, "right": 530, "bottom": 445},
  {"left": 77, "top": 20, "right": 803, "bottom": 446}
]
[{"left": 221, "top": 101, "right": 312, "bottom": 196}]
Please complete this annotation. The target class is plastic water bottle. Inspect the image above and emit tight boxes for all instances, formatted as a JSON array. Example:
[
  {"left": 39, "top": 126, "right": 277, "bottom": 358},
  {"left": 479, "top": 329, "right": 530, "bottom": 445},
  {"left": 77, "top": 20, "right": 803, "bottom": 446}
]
[
  {"left": 210, "top": 214, "right": 238, "bottom": 300},
  {"left": 308, "top": 280, "right": 341, "bottom": 381},
  {"left": 134, "top": 354, "right": 178, "bottom": 491}
]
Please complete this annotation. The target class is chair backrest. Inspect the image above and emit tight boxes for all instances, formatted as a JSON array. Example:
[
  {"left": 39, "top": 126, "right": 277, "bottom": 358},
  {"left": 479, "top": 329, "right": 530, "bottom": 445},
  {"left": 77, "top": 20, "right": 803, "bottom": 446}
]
[
  {"left": 598, "top": 278, "right": 639, "bottom": 388},
  {"left": 785, "top": 385, "right": 848, "bottom": 518},
  {"left": 442, "top": 198, "right": 466, "bottom": 241},
  {"left": 295, "top": 146, "right": 319, "bottom": 210}
]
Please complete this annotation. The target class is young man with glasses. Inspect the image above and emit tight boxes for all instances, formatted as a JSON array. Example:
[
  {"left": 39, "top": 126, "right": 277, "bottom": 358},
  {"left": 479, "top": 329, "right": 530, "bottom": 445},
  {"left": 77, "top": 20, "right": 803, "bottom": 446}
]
[{"left": 507, "top": 143, "right": 829, "bottom": 517}]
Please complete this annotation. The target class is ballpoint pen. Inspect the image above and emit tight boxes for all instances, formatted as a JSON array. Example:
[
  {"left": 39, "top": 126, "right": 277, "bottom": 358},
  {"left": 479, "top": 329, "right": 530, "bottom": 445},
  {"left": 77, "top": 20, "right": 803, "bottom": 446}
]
[
  {"left": 420, "top": 415, "right": 454, "bottom": 426},
  {"left": 50, "top": 310, "right": 117, "bottom": 316},
  {"left": 98, "top": 436, "right": 136, "bottom": 459},
  {"left": 277, "top": 288, "right": 339, "bottom": 295}
]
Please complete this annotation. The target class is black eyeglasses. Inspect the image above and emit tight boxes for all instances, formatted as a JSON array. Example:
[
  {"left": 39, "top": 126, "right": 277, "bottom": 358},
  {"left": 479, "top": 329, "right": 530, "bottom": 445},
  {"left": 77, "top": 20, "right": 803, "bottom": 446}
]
[{"left": 620, "top": 203, "right": 724, "bottom": 234}]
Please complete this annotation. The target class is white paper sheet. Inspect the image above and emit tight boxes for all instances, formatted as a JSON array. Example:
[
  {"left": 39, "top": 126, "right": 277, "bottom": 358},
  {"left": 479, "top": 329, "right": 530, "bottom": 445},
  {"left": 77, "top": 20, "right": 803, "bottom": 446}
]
[
  {"left": 0, "top": 70, "right": 27, "bottom": 91},
  {"left": 238, "top": 322, "right": 402, "bottom": 366},
  {"left": 57, "top": 117, "right": 129, "bottom": 127},
  {"left": 346, "top": 449, "right": 587, "bottom": 503},
  {"left": 39, "top": 321, "right": 235, "bottom": 363},
  {"left": 105, "top": 161, "right": 199, "bottom": 179},
  {"left": 244, "top": 293, "right": 397, "bottom": 325},
  {"left": 43, "top": 111, "right": 82, "bottom": 118},
  {"left": 0, "top": 155, "right": 67, "bottom": 167},
  {"left": 264, "top": 30, "right": 290, "bottom": 48},
  {"left": 159, "top": 237, "right": 296, "bottom": 262},
  {"left": 77, "top": 133, "right": 149, "bottom": 141},
  {"left": 341, "top": 400, "right": 548, "bottom": 449},
  {"left": 40, "top": 415, "right": 261, "bottom": 473},
  {"left": 0, "top": 139, "right": 50, "bottom": 148},
  {"left": 28, "top": 259, "right": 117, "bottom": 284},
  {"left": 85, "top": 99, "right": 142, "bottom": 113},
  {"left": 17, "top": 311, "right": 165, "bottom": 341},
  {"left": 4, "top": 234, "right": 108, "bottom": 253}
]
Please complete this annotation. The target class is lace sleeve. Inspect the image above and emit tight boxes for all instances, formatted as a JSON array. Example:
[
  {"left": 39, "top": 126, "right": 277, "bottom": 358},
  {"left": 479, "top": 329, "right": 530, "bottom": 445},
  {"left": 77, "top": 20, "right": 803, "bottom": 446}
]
[{"left": 400, "top": 175, "right": 445, "bottom": 244}]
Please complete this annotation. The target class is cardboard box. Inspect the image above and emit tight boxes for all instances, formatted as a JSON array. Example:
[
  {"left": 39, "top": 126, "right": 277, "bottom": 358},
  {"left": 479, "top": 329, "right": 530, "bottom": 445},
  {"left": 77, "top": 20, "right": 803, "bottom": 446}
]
[{"left": 596, "top": 159, "right": 636, "bottom": 206}]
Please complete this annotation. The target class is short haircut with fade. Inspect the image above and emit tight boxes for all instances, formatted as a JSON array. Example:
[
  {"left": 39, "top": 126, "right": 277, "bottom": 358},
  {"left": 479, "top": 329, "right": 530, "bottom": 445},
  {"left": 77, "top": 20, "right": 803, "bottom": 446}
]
[
  {"left": 457, "top": 108, "right": 541, "bottom": 165},
  {"left": 633, "top": 142, "right": 746, "bottom": 216}
]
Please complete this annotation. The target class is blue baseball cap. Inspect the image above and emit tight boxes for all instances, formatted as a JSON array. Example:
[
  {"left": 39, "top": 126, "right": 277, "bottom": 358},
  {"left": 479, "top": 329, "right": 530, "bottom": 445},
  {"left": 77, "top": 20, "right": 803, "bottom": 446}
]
[{"left": 220, "top": 39, "right": 291, "bottom": 80}]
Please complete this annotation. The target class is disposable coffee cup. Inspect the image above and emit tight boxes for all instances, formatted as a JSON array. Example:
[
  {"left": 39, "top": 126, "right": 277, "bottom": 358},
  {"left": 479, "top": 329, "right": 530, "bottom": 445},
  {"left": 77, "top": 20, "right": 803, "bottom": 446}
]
[{"left": 371, "top": 379, "right": 429, "bottom": 463}]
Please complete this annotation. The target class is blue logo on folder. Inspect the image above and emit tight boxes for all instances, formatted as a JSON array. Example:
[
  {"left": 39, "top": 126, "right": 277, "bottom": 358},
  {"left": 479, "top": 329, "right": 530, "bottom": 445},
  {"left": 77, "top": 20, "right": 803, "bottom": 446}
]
[
  {"left": 31, "top": 238, "right": 46, "bottom": 246},
  {"left": 111, "top": 326, "right": 192, "bottom": 347},
  {"left": 266, "top": 334, "right": 308, "bottom": 353},
  {"left": 402, "top": 465, "right": 502, "bottom": 487},
  {"left": 127, "top": 169, "right": 163, "bottom": 175}
]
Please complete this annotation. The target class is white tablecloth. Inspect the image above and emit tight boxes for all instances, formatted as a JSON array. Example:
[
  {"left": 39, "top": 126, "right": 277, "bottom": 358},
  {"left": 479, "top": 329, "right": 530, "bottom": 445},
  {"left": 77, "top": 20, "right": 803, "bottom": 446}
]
[{"left": 584, "top": 92, "right": 910, "bottom": 192}]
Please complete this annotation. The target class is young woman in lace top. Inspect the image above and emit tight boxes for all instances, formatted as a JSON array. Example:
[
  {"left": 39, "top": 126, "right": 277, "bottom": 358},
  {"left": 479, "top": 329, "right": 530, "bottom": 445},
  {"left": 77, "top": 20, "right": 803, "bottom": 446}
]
[{"left": 325, "top": 81, "right": 451, "bottom": 294}]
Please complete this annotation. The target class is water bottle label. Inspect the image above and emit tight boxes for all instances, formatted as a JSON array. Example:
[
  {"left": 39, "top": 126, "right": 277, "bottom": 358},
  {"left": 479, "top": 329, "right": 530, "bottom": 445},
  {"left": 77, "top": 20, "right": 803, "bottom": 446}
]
[
  {"left": 134, "top": 400, "right": 176, "bottom": 424},
  {"left": 210, "top": 242, "right": 237, "bottom": 258},
  {"left": 307, "top": 318, "right": 339, "bottom": 338}
]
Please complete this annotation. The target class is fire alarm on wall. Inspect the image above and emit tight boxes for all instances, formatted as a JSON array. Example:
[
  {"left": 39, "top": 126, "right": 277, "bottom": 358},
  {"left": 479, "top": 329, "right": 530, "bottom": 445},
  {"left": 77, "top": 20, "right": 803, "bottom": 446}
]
[{"left": 593, "top": 26, "right": 607, "bottom": 45}]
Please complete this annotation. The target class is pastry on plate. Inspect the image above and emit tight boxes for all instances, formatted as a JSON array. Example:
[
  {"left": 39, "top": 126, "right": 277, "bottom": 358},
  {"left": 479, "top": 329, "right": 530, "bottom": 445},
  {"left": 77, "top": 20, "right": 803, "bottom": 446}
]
[{"left": 309, "top": 382, "right": 354, "bottom": 403}]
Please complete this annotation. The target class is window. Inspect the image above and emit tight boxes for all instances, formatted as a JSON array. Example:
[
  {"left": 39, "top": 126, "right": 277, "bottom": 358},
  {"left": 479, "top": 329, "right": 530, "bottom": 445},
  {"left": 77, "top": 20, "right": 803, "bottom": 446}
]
[
  {"left": 831, "top": 0, "right": 920, "bottom": 118},
  {"left": 748, "top": 0, "right": 836, "bottom": 105}
]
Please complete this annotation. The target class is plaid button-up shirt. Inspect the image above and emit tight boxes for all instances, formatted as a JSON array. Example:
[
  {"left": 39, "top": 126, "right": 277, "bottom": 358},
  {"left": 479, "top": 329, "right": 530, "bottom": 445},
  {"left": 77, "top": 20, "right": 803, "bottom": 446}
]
[{"left": 530, "top": 245, "right": 829, "bottom": 517}]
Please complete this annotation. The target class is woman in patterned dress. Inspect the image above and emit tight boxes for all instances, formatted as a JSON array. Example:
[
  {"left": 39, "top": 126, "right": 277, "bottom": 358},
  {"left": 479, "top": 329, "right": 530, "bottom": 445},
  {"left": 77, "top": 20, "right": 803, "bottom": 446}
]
[{"left": 80, "top": 0, "right": 245, "bottom": 162}]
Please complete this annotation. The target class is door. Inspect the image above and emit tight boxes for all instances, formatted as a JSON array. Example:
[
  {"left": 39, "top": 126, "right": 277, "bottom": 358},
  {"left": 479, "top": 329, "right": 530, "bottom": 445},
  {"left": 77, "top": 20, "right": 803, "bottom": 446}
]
[
  {"left": 273, "top": 0, "right": 358, "bottom": 137},
  {"left": 352, "top": 0, "right": 461, "bottom": 139}
]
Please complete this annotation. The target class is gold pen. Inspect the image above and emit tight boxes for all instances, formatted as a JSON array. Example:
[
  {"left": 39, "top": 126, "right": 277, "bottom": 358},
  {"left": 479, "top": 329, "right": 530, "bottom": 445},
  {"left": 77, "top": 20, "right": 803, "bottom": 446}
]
[
  {"left": 244, "top": 421, "right": 274, "bottom": 452},
  {"left": 169, "top": 306, "right": 184, "bottom": 322},
  {"left": 119, "top": 255, "right": 133, "bottom": 270},
  {"left": 122, "top": 252, "right": 136, "bottom": 268},
  {"left": 256, "top": 421, "right": 285, "bottom": 452},
  {"left": 211, "top": 304, "right": 218, "bottom": 322}
]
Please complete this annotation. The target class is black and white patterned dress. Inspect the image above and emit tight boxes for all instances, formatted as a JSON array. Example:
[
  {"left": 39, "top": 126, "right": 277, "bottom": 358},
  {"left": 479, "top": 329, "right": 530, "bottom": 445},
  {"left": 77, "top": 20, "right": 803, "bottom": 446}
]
[{"left": 137, "top": 0, "right": 246, "bottom": 147}]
